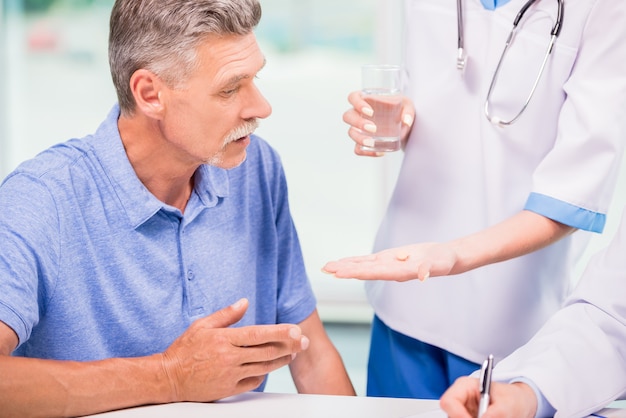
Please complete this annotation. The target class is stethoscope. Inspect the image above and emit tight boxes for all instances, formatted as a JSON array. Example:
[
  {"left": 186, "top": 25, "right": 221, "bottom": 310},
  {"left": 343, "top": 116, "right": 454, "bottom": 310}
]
[{"left": 456, "top": 0, "right": 564, "bottom": 126}]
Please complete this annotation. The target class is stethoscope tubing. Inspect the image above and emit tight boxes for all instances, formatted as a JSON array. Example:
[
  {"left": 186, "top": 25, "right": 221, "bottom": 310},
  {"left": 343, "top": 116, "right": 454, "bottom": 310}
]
[{"left": 456, "top": 0, "right": 565, "bottom": 126}]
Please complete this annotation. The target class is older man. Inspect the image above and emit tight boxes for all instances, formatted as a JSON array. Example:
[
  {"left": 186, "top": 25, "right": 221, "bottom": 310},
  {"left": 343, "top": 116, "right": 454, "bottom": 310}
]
[{"left": 0, "top": 0, "right": 355, "bottom": 416}]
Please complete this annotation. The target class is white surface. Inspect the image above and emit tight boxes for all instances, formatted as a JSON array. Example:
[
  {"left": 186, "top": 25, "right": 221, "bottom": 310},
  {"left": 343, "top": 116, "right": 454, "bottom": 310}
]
[
  {"left": 88, "top": 392, "right": 440, "bottom": 418},
  {"left": 403, "top": 411, "right": 447, "bottom": 418}
]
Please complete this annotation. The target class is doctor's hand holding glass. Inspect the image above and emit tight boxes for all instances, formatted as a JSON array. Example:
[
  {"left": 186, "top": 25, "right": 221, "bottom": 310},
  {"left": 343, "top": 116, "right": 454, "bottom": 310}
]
[
  {"left": 344, "top": 64, "right": 416, "bottom": 155},
  {"left": 324, "top": 0, "right": 626, "bottom": 403}
]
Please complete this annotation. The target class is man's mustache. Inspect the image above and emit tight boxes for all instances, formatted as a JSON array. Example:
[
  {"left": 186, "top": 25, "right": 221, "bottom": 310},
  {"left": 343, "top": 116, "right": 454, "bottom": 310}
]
[{"left": 225, "top": 119, "right": 259, "bottom": 144}]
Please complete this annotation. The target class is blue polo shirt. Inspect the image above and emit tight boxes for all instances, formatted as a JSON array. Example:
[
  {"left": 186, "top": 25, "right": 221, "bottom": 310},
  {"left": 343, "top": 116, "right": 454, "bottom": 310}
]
[{"left": 0, "top": 105, "right": 316, "bottom": 364}]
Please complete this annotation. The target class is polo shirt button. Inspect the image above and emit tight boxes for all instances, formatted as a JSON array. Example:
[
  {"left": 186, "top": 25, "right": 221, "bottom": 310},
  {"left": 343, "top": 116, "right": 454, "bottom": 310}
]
[{"left": 187, "top": 270, "right": 194, "bottom": 280}]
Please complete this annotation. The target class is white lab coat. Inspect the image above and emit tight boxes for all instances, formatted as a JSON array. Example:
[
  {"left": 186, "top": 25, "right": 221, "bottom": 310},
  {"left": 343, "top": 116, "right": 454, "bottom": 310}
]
[
  {"left": 494, "top": 204, "right": 626, "bottom": 417},
  {"left": 366, "top": 0, "right": 626, "bottom": 364}
]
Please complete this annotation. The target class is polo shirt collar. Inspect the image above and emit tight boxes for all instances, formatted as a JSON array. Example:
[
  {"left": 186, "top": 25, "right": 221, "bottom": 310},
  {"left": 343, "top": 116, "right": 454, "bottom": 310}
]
[{"left": 90, "top": 104, "right": 230, "bottom": 229}]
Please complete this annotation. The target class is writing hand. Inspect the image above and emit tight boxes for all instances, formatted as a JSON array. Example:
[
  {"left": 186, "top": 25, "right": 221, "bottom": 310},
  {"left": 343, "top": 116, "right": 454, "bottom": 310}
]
[{"left": 440, "top": 376, "right": 538, "bottom": 418}]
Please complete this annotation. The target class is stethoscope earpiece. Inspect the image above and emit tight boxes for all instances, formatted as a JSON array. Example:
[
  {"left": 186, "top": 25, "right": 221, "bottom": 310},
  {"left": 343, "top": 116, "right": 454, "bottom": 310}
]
[{"left": 456, "top": 48, "right": 466, "bottom": 72}]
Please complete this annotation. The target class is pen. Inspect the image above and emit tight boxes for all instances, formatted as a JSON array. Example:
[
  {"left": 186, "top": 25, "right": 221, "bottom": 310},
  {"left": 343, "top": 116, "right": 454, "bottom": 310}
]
[{"left": 478, "top": 354, "right": 494, "bottom": 418}]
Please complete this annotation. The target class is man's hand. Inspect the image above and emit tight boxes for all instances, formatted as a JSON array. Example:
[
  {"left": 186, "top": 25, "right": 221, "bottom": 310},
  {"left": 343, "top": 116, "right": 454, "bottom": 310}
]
[
  {"left": 160, "top": 298, "right": 309, "bottom": 402},
  {"left": 0, "top": 298, "right": 309, "bottom": 417},
  {"left": 439, "top": 376, "right": 538, "bottom": 418}
]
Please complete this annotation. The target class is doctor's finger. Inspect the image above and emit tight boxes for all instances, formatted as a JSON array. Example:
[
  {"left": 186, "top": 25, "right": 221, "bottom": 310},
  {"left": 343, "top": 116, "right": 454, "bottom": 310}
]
[
  {"left": 346, "top": 92, "right": 378, "bottom": 132},
  {"left": 347, "top": 125, "right": 374, "bottom": 144},
  {"left": 324, "top": 262, "right": 418, "bottom": 281},
  {"left": 347, "top": 90, "right": 369, "bottom": 110},
  {"left": 343, "top": 108, "right": 376, "bottom": 134},
  {"left": 416, "top": 262, "right": 431, "bottom": 282},
  {"left": 354, "top": 143, "right": 385, "bottom": 158},
  {"left": 345, "top": 126, "right": 384, "bottom": 157},
  {"left": 322, "top": 254, "right": 378, "bottom": 270},
  {"left": 400, "top": 96, "right": 416, "bottom": 127},
  {"left": 439, "top": 377, "right": 480, "bottom": 418}
]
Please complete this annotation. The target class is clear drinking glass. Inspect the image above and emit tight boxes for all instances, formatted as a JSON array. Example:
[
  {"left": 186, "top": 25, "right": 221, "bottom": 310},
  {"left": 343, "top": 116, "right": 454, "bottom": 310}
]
[{"left": 360, "top": 64, "right": 402, "bottom": 152}]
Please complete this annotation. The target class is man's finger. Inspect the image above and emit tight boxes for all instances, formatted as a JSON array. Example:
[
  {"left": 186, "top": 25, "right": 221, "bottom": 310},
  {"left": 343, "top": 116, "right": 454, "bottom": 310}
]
[
  {"left": 239, "top": 354, "right": 295, "bottom": 379},
  {"left": 200, "top": 298, "right": 249, "bottom": 329},
  {"left": 228, "top": 324, "right": 307, "bottom": 351}
]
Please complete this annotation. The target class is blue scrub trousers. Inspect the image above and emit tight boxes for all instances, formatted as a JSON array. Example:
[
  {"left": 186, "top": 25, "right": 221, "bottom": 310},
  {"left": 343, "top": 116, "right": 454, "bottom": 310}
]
[{"left": 367, "top": 315, "right": 480, "bottom": 399}]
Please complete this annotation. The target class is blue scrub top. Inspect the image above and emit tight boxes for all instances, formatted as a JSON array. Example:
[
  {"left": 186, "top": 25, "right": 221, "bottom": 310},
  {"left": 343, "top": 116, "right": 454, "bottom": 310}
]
[{"left": 480, "top": 0, "right": 512, "bottom": 10}]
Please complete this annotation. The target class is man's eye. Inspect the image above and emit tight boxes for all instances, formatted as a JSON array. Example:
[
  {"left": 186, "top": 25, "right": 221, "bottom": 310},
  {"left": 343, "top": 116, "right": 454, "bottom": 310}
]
[{"left": 222, "top": 87, "right": 239, "bottom": 96}]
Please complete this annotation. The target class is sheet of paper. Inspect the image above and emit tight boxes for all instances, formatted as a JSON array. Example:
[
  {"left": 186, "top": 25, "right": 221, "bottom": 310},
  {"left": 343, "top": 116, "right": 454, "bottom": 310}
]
[{"left": 589, "top": 408, "right": 626, "bottom": 418}]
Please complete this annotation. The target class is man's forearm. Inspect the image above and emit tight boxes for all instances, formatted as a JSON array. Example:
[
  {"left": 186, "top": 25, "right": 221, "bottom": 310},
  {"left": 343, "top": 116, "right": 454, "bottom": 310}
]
[
  {"left": 0, "top": 354, "right": 172, "bottom": 417},
  {"left": 290, "top": 352, "right": 355, "bottom": 396}
]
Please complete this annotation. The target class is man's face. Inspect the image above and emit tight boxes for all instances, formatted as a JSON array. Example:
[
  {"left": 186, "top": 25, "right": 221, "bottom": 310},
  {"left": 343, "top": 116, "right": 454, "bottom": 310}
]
[{"left": 159, "top": 32, "right": 271, "bottom": 169}]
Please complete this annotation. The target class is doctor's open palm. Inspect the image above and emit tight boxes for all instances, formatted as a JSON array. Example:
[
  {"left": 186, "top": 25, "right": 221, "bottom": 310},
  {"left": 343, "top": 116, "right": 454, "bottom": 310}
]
[
  {"left": 322, "top": 241, "right": 458, "bottom": 282},
  {"left": 323, "top": 210, "right": 572, "bottom": 283}
]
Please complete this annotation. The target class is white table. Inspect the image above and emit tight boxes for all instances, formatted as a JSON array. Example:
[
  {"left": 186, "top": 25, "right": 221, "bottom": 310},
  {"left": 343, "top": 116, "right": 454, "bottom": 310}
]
[
  {"left": 88, "top": 392, "right": 442, "bottom": 418},
  {"left": 84, "top": 392, "right": 626, "bottom": 417}
]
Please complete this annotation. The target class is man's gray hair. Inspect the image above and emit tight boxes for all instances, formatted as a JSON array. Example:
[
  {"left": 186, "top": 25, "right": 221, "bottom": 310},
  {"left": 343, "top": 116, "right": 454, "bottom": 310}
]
[{"left": 108, "top": 0, "right": 262, "bottom": 115}]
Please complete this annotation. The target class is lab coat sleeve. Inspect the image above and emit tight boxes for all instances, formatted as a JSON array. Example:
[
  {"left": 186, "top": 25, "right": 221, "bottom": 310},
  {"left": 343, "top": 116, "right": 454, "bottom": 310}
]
[
  {"left": 530, "top": 0, "right": 626, "bottom": 219},
  {"left": 492, "top": 205, "right": 626, "bottom": 418}
]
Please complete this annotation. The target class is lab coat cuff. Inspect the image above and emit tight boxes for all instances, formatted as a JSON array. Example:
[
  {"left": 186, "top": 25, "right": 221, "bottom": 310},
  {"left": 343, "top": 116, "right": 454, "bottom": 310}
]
[
  {"left": 525, "top": 192, "right": 606, "bottom": 233},
  {"left": 509, "top": 377, "right": 556, "bottom": 418}
]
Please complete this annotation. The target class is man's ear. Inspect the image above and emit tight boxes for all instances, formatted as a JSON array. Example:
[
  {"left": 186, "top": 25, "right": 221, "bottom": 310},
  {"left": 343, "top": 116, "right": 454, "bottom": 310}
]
[{"left": 129, "top": 69, "right": 164, "bottom": 119}]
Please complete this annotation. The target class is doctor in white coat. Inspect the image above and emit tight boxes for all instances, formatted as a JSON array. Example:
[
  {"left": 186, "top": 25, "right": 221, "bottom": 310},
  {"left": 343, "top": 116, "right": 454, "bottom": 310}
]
[
  {"left": 440, "top": 203, "right": 626, "bottom": 418},
  {"left": 323, "top": 0, "right": 626, "bottom": 399}
]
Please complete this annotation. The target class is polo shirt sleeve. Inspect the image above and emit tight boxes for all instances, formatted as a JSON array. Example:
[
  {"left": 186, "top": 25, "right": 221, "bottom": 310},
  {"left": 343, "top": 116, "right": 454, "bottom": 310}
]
[
  {"left": 0, "top": 172, "right": 60, "bottom": 348},
  {"left": 526, "top": 0, "right": 626, "bottom": 233}
]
